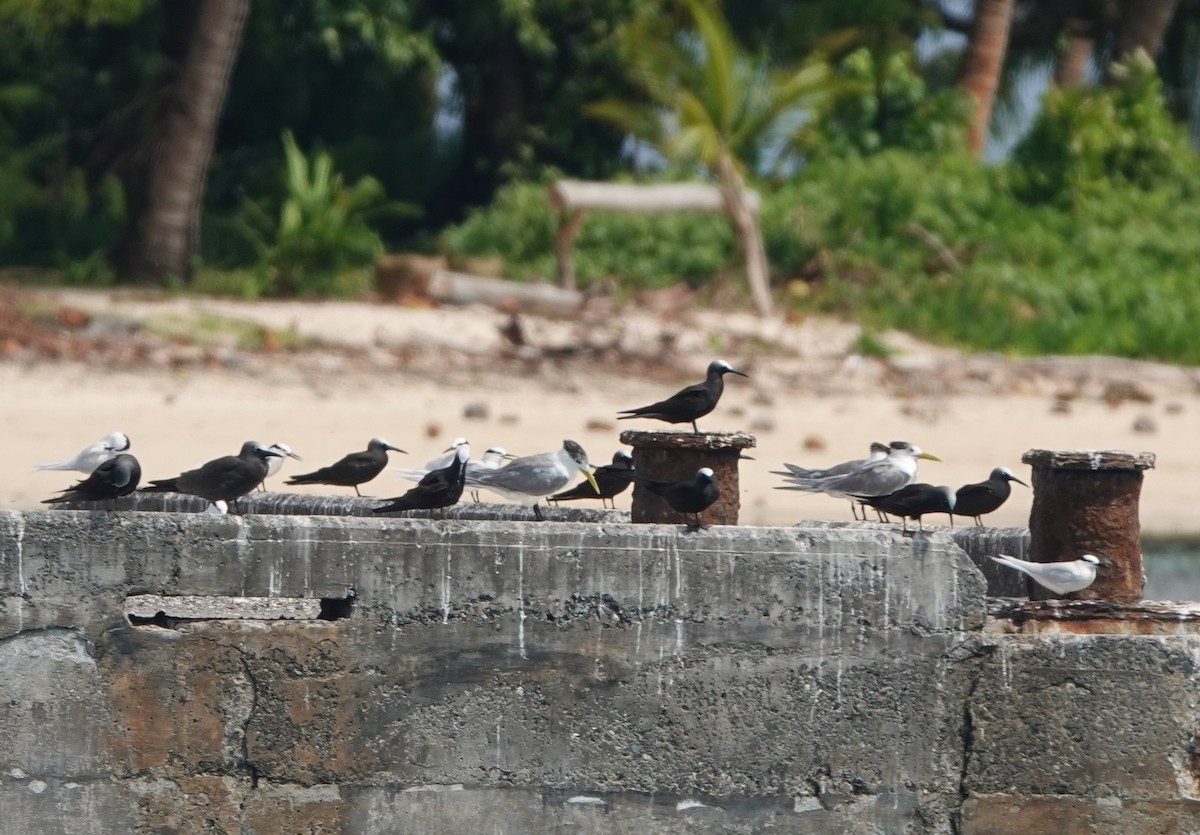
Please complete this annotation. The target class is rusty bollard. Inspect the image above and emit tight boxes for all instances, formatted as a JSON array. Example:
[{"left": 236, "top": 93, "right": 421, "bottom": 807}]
[
  {"left": 619, "top": 430, "right": 756, "bottom": 526},
  {"left": 1020, "top": 449, "right": 1156, "bottom": 603}
]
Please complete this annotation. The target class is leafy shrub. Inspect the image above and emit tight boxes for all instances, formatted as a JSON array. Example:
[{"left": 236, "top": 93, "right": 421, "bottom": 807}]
[
  {"left": 1010, "top": 50, "right": 1199, "bottom": 206},
  {"left": 237, "top": 131, "right": 413, "bottom": 297},
  {"left": 794, "top": 48, "right": 970, "bottom": 159}
]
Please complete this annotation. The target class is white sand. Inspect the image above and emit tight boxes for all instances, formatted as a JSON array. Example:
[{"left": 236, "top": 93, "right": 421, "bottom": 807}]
[{"left": 5, "top": 290, "right": 1194, "bottom": 535}]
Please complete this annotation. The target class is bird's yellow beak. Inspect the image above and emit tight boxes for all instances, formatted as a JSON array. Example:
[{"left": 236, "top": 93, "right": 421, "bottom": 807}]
[
  {"left": 918, "top": 452, "right": 942, "bottom": 462},
  {"left": 582, "top": 468, "right": 600, "bottom": 494}
]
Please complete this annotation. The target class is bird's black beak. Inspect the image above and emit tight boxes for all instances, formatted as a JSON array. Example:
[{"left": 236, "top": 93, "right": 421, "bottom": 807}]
[
  {"left": 1012, "top": 475, "right": 1029, "bottom": 487},
  {"left": 286, "top": 451, "right": 302, "bottom": 461},
  {"left": 730, "top": 368, "right": 749, "bottom": 377},
  {"left": 386, "top": 445, "right": 407, "bottom": 454}
]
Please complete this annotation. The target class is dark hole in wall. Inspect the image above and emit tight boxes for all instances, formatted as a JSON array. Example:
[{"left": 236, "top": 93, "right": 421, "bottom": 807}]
[
  {"left": 318, "top": 592, "right": 355, "bottom": 621},
  {"left": 127, "top": 611, "right": 182, "bottom": 628}
]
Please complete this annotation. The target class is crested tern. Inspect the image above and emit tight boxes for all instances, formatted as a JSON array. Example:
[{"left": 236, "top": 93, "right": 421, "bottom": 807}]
[
  {"left": 856, "top": 483, "right": 956, "bottom": 533},
  {"left": 775, "top": 441, "right": 941, "bottom": 517},
  {"left": 618, "top": 359, "right": 748, "bottom": 433},
  {"left": 952, "top": 467, "right": 1028, "bottom": 526},
  {"left": 286, "top": 438, "right": 405, "bottom": 496},
  {"left": 772, "top": 441, "right": 890, "bottom": 520},
  {"left": 36, "top": 431, "right": 131, "bottom": 474},
  {"left": 144, "top": 441, "right": 281, "bottom": 512},
  {"left": 990, "top": 553, "right": 1100, "bottom": 595},
  {"left": 374, "top": 442, "right": 470, "bottom": 514},
  {"left": 549, "top": 450, "right": 635, "bottom": 509},
  {"left": 637, "top": 467, "right": 719, "bottom": 530},
  {"left": 466, "top": 440, "right": 599, "bottom": 518},
  {"left": 42, "top": 453, "right": 141, "bottom": 509}
]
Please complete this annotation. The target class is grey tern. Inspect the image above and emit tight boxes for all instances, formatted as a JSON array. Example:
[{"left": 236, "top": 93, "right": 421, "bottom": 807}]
[
  {"left": 952, "top": 467, "right": 1028, "bottom": 526},
  {"left": 286, "top": 438, "right": 405, "bottom": 496},
  {"left": 856, "top": 483, "right": 956, "bottom": 533},
  {"left": 618, "top": 359, "right": 748, "bottom": 433},
  {"left": 465, "top": 439, "right": 599, "bottom": 518},
  {"left": 36, "top": 431, "right": 131, "bottom": 474},
  {"left": 260, "top": 442, "right": 302, "bottom": 490},
  {"left": 549, "top": 450, "right": 635, "bottom": 509},
  {"left": 145, "top": 441, "right": 281, "bottom": 513},
  {"left": 776, "top": 441, "right": 940, "bottom": 517},
  {"left": 42, "top": 453, "right": 141, "bottom": 509},
  {"left": 990, "top": 553, "right": 1100, "bottom": 595},
  {"left": 637, "top": 467, "right": 719, "bottom": 530},
  {"left": 374, "top": 442, "right": 470, "bottom": 514},
  {"left": 773, "top": 441, "right": 890, "bottom": 519}
]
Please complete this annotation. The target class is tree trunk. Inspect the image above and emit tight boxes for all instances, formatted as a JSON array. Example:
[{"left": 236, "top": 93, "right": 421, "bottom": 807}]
[
  {"left": 1112, "top": 0, "right": 1179, "bottom": 65},
  {"left": 1054, "top": 18, "right": 1094, "bottom": 87},
  {"left": 959, "top": 0, "right": 1014, "bottom": 157},
  {"left": 715, "top": 153, "right": 772, "bottom": 318},
  {"left": 112, "top": 0, "right": 250, "bottom": 285}
]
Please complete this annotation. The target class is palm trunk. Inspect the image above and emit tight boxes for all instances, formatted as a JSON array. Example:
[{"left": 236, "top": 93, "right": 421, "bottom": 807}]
[
  {"left": 112, "top": 0, "right": 250, "bottom": 285},
  {"left": 715, "top": 153, "right": 772, "bottom": 318},
  {"left": 1054, "top": 19, "right": 1094, "bottom": 88},
  {"left": 959, "top": 0, "right": 1014, "bottom": 157}
]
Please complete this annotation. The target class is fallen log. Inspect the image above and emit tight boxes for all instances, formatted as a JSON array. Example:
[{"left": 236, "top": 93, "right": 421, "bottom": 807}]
[{"left": 425, "top": 270, "right": 583, "bottom": 317}]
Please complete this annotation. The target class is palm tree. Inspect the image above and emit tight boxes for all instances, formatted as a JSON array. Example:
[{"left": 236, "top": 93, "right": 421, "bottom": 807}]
[
  {"left": 959, "top": 0, "right": 1015, "bottom": 156},
  {"left": 111, "top": 0, "right": 250, "bottom": 284},
  {"left": 587, "top": 0, "right": 831, "bottom": 317}
]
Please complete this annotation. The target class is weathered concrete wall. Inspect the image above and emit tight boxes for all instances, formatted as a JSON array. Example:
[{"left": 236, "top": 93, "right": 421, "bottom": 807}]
[{"left": 0, "top": 510, "right": 1196, "bottom": 834}]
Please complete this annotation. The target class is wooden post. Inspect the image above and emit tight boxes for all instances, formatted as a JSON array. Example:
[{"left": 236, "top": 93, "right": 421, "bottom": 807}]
[
  {"left": 554, "top": 209, "right": 585, "bottom": 291},
  {"left": 1020, "top": 449, "right": 1155, "bottom": 603},
  {"left": 619, "top": 429, "right": 755, "bottom": 526}
]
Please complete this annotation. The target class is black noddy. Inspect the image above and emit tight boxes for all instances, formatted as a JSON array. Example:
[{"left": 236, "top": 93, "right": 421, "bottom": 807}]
[
  {"left": 856, "top": 483, "right": 956, "bottom": 533},
  {"left": 618, "top": 359, "right": 748, "bottom": 433},
  {"left": 952, "top": 467, "right": 1028, "bottom": 526},
  {"left": 548, "top": 450, "right": 635, "bottom": 509},
  {"left": 374, "top": 442, "right": 470, "bottom": 514},
  {"left": 286, "top": 437, "right": 406, "bottom": 497},
  {"left": 144, "top": 442, "right": 281, "bottom": 512},
  {"left": 638, "top": 467, "right": 719, "bottom": 530},
  {"left": 42, "top": 453, "right": 142, "bottom": 509}
]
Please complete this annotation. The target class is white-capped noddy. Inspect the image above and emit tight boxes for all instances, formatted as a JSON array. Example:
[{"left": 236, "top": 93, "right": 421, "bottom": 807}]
[
  {"left": 638, "top": 467, "right": 719, "bottom": 530},
  {"left": 144, "top": 441, "right": 281, "bottom": 512},
  {"left": 549, "top": 450, "right": 635, "bottom": 509},
  {"left": 990, "top": 554, "right": 1100, "bottom": 595},
  {"left": 374, "top": 443, "right": 470, "bottom": 514},
  {"left": 618, "top": 359, "right": 748, "bottom": 433},
  {"left": 856, "top": 483, "right": 956, "bottom": 533},
  {"left": 952, "top": 467, "right": 1028, "bottom": 526},
  {"left": 36, "top": 431, "right": 131, "bottom": 474},
  {"left": 42, "top": 453, "right": 141, "bottom": 509},
  {"left": 286, "top": 438, "right": 405, "bottom": 497}
]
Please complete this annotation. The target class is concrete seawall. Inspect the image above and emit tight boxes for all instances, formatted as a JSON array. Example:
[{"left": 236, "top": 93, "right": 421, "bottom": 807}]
[{"left": 0, "top": 510, "right": 1197, "bottom": 833}]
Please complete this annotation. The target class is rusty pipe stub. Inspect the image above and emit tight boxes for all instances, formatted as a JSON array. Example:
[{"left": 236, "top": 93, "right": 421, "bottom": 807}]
[
  {"left": 619, "top": 429, "right": 756, "bottom": 526},
  {"left": 1020, "top": 448, "right": 1155, "bottom": 604}
]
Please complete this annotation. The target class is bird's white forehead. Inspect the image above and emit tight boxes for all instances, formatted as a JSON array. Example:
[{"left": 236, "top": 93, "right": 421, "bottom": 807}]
[
  {"left": 1081, "top": 554, "right": 1100, "bottom": 564},
  {"left": 699, "top": 467, "right": 714, "bottom": 477}
]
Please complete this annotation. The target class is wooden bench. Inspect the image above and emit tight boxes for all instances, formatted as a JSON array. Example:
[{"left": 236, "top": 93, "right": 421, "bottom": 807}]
[{"left": 547, "top": 180, "right": 760, "bottom": 291}]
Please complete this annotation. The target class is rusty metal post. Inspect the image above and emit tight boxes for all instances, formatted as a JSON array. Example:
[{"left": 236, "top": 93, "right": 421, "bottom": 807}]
[
  {"left": 1020, "top": 449, "right": 1155, "bottom": 603},
  {"left": 619, "top": 430, "right": 756, "bottom": 526}
]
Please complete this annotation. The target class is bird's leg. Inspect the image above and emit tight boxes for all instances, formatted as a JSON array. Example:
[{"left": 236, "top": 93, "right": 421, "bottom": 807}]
[
  {"left": 849, "top": 500, "right": 860, "bottom": 521},
  {"left": 975, "top": 517, "right": 984, "bottom": 527},
  {"left": 949, "top": 514, "right": 954, "bottom": 529},
  {"left": 354, "top": 485, "right": 362, "bottom": 497},
  {"left": 692, "top": 420, "right": 699, "bottom": 433},
  {"left": 533, "top": 503, "right": 545, "bottom": 522}
]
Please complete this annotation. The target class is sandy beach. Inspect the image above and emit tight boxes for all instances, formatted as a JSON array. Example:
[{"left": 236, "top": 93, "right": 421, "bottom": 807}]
[{"left": 4, "top": 288, "right": 1196, "bottom": 535}]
